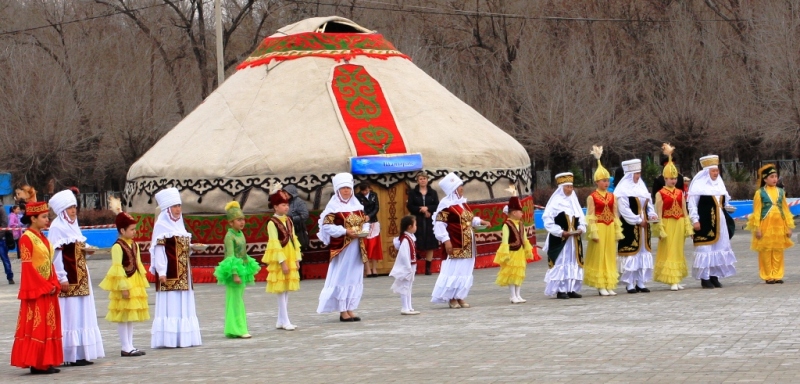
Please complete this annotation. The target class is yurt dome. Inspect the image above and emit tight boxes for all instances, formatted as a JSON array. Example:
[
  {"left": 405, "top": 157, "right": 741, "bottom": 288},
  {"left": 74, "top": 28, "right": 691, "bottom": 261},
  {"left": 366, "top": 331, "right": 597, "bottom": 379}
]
[{"left": 125, "top": 16, "right": 531, "bottom": 213}]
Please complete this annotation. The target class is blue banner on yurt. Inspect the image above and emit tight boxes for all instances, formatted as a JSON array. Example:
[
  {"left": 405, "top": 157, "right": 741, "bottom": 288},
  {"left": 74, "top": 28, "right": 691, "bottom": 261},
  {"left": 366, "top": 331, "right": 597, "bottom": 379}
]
[{"left": 0, "top": 173, "right": 11, "bottom": 195}]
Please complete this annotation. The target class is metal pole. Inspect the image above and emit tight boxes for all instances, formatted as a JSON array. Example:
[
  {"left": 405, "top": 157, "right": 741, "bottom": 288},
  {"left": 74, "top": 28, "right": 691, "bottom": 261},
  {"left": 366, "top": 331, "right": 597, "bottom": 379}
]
[{"left": 215, "top": 0, "right": 224, "bottom": 86}]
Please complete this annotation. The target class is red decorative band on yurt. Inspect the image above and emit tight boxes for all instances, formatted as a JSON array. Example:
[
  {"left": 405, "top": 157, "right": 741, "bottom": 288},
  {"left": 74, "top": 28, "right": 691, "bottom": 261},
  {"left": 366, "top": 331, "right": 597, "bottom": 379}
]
[
  {"left": 330, "top": 64, "right": 407, "bottom": 155},
  {"left": 236, "top": 32, "right": 410, "bottom": 70}
]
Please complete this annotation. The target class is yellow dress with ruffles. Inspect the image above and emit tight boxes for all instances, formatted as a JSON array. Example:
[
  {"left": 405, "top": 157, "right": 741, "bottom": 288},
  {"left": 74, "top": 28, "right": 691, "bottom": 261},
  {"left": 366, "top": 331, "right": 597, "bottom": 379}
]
[
  {"left": 98, "top": 238, "right": 150, "bottom": 322},
  {"left": 652, "top": 187, "right": 693, "bottom": 285},
  {"left": 262, "top": 215, "right": 302, "bottom": 293},
  {"left": 746, "top": 186, "right": 795, "bottom": 281},
  {"left": 493, "top": 219, "right": 534, "bottom": 286},
  {"left": 583, "top": 191, "right": 624, "bottom": 290}
]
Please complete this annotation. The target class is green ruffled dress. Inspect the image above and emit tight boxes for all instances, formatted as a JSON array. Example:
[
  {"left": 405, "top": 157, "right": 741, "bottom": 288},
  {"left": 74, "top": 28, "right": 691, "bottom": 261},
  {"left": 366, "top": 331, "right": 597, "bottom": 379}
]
[{"left": 214, "top": 228, "right": 260, "bottom": 337}]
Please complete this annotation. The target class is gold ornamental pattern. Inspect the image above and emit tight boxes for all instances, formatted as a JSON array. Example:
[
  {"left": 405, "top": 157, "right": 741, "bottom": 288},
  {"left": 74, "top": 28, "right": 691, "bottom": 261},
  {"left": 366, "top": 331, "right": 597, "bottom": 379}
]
[
  {"left": 450, "top": 209, "right": 475, "bottom": 259},
  {"left": 60, "top": 242, "right": 90, "bottom": 298},
  {"left": 160, "top": 236, "right": 191, "bottom": 291}
]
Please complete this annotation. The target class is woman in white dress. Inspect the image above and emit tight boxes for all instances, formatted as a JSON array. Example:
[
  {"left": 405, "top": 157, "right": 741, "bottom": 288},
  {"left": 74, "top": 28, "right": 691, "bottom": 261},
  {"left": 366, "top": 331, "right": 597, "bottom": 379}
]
[
  {"left": 614, "top": 159, "right": 658, "bottom": 294},
  {"left": 688, "top": 155, "right": 737, "bottom": 288},
  {"left": 317, "top": 173, "right": 370, "bottom": 321},
  {"left": 149, "top": 188, "right": 202, "bottom": 348},
  {"left": 431, "top": 172, "right": 489, "bottom": 308},
  {"left": 542, "top": 173, "right": 587, "bottom": 299},
  {"left": 49, "top": 190, "right": 105, "bottom": 366}
]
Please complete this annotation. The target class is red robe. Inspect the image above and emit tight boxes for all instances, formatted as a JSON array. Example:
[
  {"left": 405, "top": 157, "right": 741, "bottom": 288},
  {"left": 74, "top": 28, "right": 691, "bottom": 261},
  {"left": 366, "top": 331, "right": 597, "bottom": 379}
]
[{"left": 11, "top": 230, "right": 64, "bottom": 369}]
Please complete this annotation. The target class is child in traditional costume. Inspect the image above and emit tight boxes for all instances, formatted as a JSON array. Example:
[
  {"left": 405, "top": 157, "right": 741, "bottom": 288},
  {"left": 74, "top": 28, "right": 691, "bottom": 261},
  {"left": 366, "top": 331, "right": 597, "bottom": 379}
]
[
  {"left": 214, "top": 201, "right": 260, "bottom": 338},
  {"left": 746, "top": 164, "right": 794, "bottom": 284},
  {"left": 543, "top": 173, "right": 587, "bottom": 299},
  {"left": 317, "top": 173, "right": 369, "bottom": 322},
  {"left": 149, "top": 188, "right": 202, "bottom": 347},
  {"left": 263, "top": 186, "right": 302, "bottom": 330},
  {"left": 11, "top": 202, "right": 64, "bottom": 374},
  {"left": 99, "top": 212, "right": 151, "bottom": 356},
  {"left": 615, "top": 159, "right": 658, "bottom": 294},
  {"left": 49, "top": 190, "right": 105, "bottom": 366},
  {"left": 431, "top": 172, "right": 490, "bottom": 308},
  {"left": 494, "top": 189, "right": 535, "bottom": 303},
  {"left": 390, "top": 215, "right": 420, "bottom": 314},
  {"left": 583, "top": 146, "right": 623, "bottom": 296},
  {"left": 653, "top": 144, "right": 692, "bottom": 291},
  {"left": 688, "top": 155, "right": 737, "bottom": 289}
]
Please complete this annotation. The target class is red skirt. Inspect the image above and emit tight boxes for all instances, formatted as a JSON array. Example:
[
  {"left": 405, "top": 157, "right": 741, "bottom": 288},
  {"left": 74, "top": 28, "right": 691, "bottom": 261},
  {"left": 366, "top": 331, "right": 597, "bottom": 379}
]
[
  {"left": 364, "top": 236, "right": 384, "bottom": 261},
  {"left": 11, "top": 296, "right": 63, "bottom": 369}
]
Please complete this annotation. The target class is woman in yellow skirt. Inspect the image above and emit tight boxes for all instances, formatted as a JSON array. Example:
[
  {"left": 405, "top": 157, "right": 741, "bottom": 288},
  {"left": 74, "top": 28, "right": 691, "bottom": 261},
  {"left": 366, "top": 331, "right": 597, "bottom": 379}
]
[
  {"left": 653, "top": 144, "right": 692, "bottom": 291},
  {"left": 494, "top": 192, "right": 535, "bottom": 303},
  {"left": 746, "top": 164, "right": 794, "bottom": 284},
  {"left": 263, "top": 185, "right": 302, "bottom": 330},
  {"left": 584, "top": 146, "right": 623, "bottom": 296},
  {"left": 99, "top": 212, "right": 150, "bottom": 357}
]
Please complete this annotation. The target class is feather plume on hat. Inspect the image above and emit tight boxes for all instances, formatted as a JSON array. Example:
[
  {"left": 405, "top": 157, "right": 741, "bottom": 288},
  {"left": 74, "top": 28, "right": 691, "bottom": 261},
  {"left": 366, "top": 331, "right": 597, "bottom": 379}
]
[
  {"left": 661, "top": 143, "right": 678, "bottom": 178},
  {"left": 591, "top": 145, "right": 610, "bottom": 181}
]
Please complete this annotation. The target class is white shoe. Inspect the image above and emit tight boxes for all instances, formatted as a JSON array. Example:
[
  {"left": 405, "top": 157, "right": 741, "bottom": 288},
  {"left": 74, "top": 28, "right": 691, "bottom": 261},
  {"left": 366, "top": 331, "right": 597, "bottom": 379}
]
[
  {"left": 599, "top": 289, "right": 610, "bottom": 296},
  {"left": 510, "top": 298, "right": 521, "bottom": 304},
  {"left": 276, "top": 323, "right": 283, "bottom": 329},
  {"left": 670, "top": 284, "right": 679, "bottom": 291},
  {"left": 282, "top": 324, "right": 297, "bottom": 331},
  {"left": 608, "top": 290, "right": 617, "bottom": 296},
  {"left": 516, "top": 296, "right": 527, "bottom": 303},
  {"left": 677, "top": 284, "right": 685, "bottom": 290},
  {"left": 401, "top": 310, "right": 420, "bottom": 315}
]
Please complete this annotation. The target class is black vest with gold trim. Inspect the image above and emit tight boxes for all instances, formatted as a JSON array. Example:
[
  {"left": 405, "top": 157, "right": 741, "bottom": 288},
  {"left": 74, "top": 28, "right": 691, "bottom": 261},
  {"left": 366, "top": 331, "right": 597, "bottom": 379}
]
[
  {"left": 617, "top": 196, "right": 652, "bottom": 256},
  {"left": 546, "top": 212, "right": 584, "bottom": 268}
]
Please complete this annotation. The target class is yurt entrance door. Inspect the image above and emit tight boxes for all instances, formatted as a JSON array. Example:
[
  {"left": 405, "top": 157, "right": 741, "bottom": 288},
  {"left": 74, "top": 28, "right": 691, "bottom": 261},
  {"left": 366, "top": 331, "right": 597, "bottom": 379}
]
[{"left": 371, "top": 181, "right": 410, "bottom": 275}]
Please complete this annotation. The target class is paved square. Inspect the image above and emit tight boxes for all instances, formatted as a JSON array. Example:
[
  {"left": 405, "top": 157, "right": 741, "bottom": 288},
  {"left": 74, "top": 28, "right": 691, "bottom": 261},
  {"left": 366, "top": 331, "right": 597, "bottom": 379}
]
[{"left": 1, "top": 231, "right": 798, "bottom": 383}]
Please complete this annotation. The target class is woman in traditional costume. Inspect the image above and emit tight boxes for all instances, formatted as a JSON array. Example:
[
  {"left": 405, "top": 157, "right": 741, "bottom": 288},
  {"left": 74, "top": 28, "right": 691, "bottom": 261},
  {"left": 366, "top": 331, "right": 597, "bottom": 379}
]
[
  {"left": 653, "top": 144, "right": 692, "bottom": 291},
  {"left": 99, "top": 212, "right": 150, "bottom": 356},
  {"left": 263, "top": 186, "right": 302, "bottom": 330},
  {"left": 49, "top": 190, "right": 105, "bottom": 366},
  {"left": 431, "top": 172, "right": 490, "bottom": 308},
  {"left": 746, "top": 164, "right": 794, "bottom": 284},
  {"left": 390, "top": 215, "right": 419, "bottom": 315},
  {"left": 583, "top": 146, "right": 623, "bottom": 296},
  {"left": 543, "top": 173, "right": 587, "bottom": 299},
  {"left": 494, "top": 190, "right": 535, "bottom": 303},
  {"left": 10, "top": 201, "right": 63, "bottom": 374},
  {"left": 615, "top": 159, "right": 658, "bottom": 294},
  {"left": 317, "top": 173, "right": 369, "bottom": 322},
  {"left": 149, "top": 188, "right": 202, "bottom": 347},
  {"left": 214, "top": 201, "right": 260, "bottom": 338},
  {"left": 688, "top": 155, "right": 737, "bottom": 289}
]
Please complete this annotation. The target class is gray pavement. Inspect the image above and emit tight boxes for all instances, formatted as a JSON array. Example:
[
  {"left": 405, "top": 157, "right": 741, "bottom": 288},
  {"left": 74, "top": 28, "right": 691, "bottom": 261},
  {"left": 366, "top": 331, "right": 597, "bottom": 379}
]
[{"left": 1, "top": 230, "right": 800, "bottom": 383}]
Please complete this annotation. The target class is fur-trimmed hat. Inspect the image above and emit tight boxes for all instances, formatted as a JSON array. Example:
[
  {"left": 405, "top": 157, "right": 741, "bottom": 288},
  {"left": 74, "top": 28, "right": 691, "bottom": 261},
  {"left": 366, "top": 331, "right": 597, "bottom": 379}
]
[{"left": 115, "top": 212, "right": 137, "bottom": 230}]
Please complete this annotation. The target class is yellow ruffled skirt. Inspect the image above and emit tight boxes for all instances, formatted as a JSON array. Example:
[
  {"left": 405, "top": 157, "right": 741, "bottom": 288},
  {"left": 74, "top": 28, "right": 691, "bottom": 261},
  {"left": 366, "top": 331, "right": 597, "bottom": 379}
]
[
  {"left": 263, "top": 244, "right": 301, "bottom": 293},
  {"left": 653, "top": 218, "right": 690, "bottom": 285},
  {"left": 494, "top": 245, "right": 531, "bottom": 286},
  {"left": 749, "top": 210, "right": 794, "bottom": 252},
  {"left": 583, "top": 223, "right": 620, "bottom": 290},
  {"left": 100, "top": 271, "right": 150, "bottom": 323}
]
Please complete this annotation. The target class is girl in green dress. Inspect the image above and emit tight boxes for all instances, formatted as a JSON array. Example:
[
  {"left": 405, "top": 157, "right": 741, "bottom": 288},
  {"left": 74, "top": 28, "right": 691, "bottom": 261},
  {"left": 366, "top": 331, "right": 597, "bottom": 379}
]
[{"left": 214, "top": 201, "right": 260, "bottom": 338}]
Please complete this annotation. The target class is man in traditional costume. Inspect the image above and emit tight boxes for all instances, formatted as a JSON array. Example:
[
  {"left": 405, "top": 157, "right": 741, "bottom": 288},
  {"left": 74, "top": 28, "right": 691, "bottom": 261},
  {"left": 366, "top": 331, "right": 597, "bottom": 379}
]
[
  {"left": 11, "top": 201, "right": 63, "bottom": 374},
  {"left": 149, "top": 188, "right": 202, "bottom": 347},
  {"left": 99, "top": 212, "right": 151, "bottom": 356},
  {"left": 615, "top": 159, "right": 658, "bottom": 294},
  {"left": 543, "top": 172, "right": 586, "bottom": 299},
  {"left": 49, "top": 190, "right": 105, "bottom": 366},
  {"left": 584, "top": 146, "right": 623, "bottom": 296},
  {"left": 653, "top": 144, "right": 692, "bottom": 291},
  {"left": 431, "top": 172, "right": 490, "bottom": 308},
  {"left": 317, "top": 173, "right": 369, "bottom": 321},
  {"left": 688, "top": 155, "right": 737, "bottom": 288}
]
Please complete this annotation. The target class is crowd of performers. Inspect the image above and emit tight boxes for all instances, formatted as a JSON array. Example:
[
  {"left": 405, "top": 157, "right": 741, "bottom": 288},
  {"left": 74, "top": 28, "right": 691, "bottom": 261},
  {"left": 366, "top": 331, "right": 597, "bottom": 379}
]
[{"left": 9, "top": 146, "right": 795, "bottom": 374}]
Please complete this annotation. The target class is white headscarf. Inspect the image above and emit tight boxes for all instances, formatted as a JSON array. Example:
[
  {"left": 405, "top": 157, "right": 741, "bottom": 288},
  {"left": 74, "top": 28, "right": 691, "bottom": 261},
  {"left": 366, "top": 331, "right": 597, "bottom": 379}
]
[
  {"left": 687, "top": 166, "right": 728, "bottom": 197},
  {"left": 613, "top": 172, "right": 650, "bottom": 200},
  {"left": 47, "top": 190, "right": 86, "bottom": 248},
  {"left": 542, "top": 184, "right": 586, "bottom": 252},
  {"left": 317, "top": 173, "right": 365, "bottom": 245},
  {"left": 433, "top": 172, "right": 466, "bottom": 221},
  {"left": 150, "top": 188, "right": 191, "bottom": 250}
]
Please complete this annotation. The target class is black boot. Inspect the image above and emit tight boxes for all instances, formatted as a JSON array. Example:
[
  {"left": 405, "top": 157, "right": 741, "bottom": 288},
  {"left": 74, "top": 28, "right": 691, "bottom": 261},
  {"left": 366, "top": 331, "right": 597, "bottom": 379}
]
[
  {"left": 567, "top": 291, "right": 582, "bottom": 298},
  {"left": 709, "top": 276, "right": 722, "bottom": 288},
  {"left": 556, "top": 292, "right": 569, "bottom": 299},
  {"left": 701, "top": 279, "right": 715, "bottom": 289},
  {"left": 425, "top": 260, "right": 432, "bottom": 275}
]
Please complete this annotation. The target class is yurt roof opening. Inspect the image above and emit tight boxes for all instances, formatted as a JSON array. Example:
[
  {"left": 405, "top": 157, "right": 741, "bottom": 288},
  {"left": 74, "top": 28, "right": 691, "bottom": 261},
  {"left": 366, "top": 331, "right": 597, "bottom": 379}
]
[{"left": 125, "top": 16, "right": 536, "bottom": 279}]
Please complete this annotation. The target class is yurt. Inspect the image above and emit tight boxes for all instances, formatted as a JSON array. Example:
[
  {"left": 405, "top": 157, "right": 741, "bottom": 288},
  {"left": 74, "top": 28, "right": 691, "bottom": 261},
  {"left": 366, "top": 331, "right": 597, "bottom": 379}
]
[{"left": 125, "top": 16, "right": 538, "bottom": 281}]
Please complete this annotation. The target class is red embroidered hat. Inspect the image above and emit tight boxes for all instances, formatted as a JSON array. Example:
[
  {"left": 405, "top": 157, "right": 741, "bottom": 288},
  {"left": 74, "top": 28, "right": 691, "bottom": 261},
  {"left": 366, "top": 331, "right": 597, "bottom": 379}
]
[
  {"left": 268, "top": 182, "right": 290, "bottom": 209},
  {"left": 115, "top": 212, "right": 137, "bottom": 230},
  {"left": 25, "top": 201, "right": 48, "bottom": 216},
  {"left": 508, "top": 196, "right": 523, "bottom": 212}
]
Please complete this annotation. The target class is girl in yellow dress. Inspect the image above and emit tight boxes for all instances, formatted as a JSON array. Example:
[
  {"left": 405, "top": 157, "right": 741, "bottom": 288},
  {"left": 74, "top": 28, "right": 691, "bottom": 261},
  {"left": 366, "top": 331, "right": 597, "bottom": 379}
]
[
  {"left": 584, "top": 146, "right": 623, "bottom": 296},
  {"left": 99, "top": 212, "right": 150, "bottom": 357},
  {"left": 494, "top": 191, "right": 534, "bottom": 303},
  {"left": 746, "top": 164, "right": 795, "bottom": 284},
  {"left": 653, "top": 144, "right": 693, "bottom": 291},
  {"left": 262, "top": 185, "right": 302, "bottom": 331}
]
